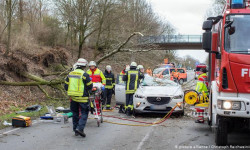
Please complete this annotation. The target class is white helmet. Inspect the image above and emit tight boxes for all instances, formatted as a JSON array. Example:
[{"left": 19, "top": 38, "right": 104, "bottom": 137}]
[
  {"left": 76, "top": 58, "right": 88, "bottom": 67},
  {"left": 137, "top": 65, "right": 144, "bottom": 70},
  {"left": 130, "top": 62, "right": 137, "bottom": 67},
  {"left": 106, "top": 65, "right": 112, "bottom": 71},
  {"left": 88, "top": 61, "right": 97, "bottom": 67}
]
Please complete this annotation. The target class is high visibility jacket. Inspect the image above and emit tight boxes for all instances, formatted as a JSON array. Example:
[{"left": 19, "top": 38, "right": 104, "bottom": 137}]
[
  {"left": 104, "top": 71, "right": 115, "bottom": 89},
  {"left": 123, "top": 68, "right": 144, "bottom": 94},
  {"left": 87, "top": 68, "right": 106, "bottom": 85},
  {"left": 195, "top": 73, "right": 208, "bottom": 95},
  {"left": 119, "top": 70, "right": 126, "bottom": 83},
  {"left": 64, "top": 69, "right": 93, "bottom": 103}
]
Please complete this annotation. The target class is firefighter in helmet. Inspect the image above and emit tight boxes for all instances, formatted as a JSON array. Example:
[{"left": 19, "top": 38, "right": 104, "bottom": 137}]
[
  {"left": 123, "top": 62, "right": 144, "bottom": 116},
  {"left": 64, "top": 58, "right": 93, "bottom": 137},
  {"left": 87, "top": 61, "right": 106, "bottom": 85},
  {"left": 103, "top": 65, "right": 115, "bottom": 110}
]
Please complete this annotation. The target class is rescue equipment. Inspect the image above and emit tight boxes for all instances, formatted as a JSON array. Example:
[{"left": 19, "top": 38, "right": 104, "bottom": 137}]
[{"left": 12, "top": 116, "right": 32, "bottom": 127}]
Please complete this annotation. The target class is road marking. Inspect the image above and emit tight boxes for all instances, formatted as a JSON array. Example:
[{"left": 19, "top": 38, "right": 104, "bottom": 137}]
[
  {"left": 136, "top": 118, "right": 159, "bottom": 150},
  {"left": 0, "top": 120, "right": 38, "bottom": 136}
]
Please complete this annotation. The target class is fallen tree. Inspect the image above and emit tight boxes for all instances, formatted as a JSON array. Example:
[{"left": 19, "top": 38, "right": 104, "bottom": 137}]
[{"left": 0, "top": 80, "right": 64, "bottom": 86}]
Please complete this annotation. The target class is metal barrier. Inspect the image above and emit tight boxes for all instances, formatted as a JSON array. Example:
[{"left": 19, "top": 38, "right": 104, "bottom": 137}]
[{"left": 139, "top": 35, "right": 202, "bottom": 44}]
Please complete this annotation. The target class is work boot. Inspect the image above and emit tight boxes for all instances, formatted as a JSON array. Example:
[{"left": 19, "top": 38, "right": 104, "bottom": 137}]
[
  {"left": 126, "top": 108, "right": 132, "bottom": 116},
  {"left": 73, "top": 129, "right": 79, "bottom": 136},
  {"left": 75, "top": 129, "right": 86, "bottom": 137}
]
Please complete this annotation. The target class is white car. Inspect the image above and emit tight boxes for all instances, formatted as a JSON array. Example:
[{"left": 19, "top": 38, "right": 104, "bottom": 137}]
[{"left": 115, "top": 75, "right": 184, "bottom": 114}]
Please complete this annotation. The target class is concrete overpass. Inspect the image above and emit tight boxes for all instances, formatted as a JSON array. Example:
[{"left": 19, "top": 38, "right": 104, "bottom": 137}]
[{"left": 138, "top": 35, "right": 202, "bottom": 50}]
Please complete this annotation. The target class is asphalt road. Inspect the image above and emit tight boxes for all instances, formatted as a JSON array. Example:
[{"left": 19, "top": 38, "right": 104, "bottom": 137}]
[{"left": 1, "top": 71, "right": 250, "bottom": 150}]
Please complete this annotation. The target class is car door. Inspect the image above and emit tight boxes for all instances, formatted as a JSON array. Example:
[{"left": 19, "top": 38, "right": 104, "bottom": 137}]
[
  {"left": 115, "top": 74, "right": 126, "bottom": 105},
  {"left": 177, "top": 69, "right": 187, "bottom": 81}
]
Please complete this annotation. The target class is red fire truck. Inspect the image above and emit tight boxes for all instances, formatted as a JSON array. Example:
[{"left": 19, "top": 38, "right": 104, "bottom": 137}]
[{"left": 202, "top": 0, "right": 250, "bottom": 146}]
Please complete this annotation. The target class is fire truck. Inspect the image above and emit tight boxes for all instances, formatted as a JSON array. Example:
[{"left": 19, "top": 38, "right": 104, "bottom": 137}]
[{"left": 202, "top": 0, "right": 250, "bottom": 146}]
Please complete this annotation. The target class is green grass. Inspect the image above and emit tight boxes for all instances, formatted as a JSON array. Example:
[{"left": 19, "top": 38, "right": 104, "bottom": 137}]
[{"left": 0, "top": 100, "right": 69, "bottom": 130}]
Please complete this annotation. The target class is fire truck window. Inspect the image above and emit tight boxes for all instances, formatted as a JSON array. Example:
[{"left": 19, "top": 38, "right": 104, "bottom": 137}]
[{"left": 225, "top": 15, "right": 250, "bottom": 53}]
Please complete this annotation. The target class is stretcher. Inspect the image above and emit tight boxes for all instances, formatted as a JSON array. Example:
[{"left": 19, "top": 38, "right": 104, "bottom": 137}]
[{"left": 89, "top": 83, "right": 104, "bottom": 127}]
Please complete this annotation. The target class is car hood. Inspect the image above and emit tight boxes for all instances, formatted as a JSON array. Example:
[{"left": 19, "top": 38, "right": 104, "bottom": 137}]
[{"left": 136, "top": 86, "right": 182, "bottom": 97}]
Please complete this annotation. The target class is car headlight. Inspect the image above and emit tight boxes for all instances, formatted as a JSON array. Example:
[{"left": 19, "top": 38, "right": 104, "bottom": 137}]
[
  {"left": 135, "top": 95, "right": 146, "bottom": 99},
  {"left": 173, "top": 95, "right": 183, "bottom": 99},
  {"left": 218, "top": 100, "right": 241, "bottom": 110}
]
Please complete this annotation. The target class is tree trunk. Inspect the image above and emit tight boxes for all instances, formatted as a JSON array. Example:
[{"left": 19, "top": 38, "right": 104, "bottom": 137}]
[
  {"left": 4, "top": 0, "right": 12, "bottom": 57},
  {"left": 19, "top": 0, "right": 23, "bottom": 24},
  {"left": 0, "top": 80, "right": 64, "bottom": 86}
]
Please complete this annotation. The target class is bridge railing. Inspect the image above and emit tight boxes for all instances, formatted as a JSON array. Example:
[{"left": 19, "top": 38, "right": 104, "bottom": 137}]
[{"left": 138, "top": 35, "right": 202, "bottom": 44}]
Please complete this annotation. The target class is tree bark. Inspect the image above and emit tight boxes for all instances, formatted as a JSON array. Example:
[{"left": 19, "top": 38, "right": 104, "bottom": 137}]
[
  {"left": 4, "top": 0, "right": 12, "bottom": 57},
  {"left": 0, "top": 80, "right": 64, "bottom": 86}
]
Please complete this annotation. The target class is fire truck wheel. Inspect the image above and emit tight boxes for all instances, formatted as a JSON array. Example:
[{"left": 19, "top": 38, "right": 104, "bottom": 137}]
[{"left": 215, "top": 117, "right": 228, "bottom": 146}]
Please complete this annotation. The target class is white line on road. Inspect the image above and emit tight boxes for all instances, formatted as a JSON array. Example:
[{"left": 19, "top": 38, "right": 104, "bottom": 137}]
[
  {"left": 0, "top": 120, "right": 38, "bottom": 136},
  {"left": 136, "top": 119, "right": 159, "bottom": 150}
]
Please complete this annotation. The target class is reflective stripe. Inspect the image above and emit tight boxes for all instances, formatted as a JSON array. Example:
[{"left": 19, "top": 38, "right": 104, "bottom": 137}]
[
  {"left": 71, "top": 96, "right": 88, "bottom": 103},
  {"left": 87, "top": 81, "right": 92, "bottom": 86},
  {"left": 127, "top": 73, "right": 131, "bottom": 92},
  {"left": 105, "top": 85, "right": 113, "bottom": 89},
  {"left": 128, "top": 105, "right": 134, "bottom": 110}
]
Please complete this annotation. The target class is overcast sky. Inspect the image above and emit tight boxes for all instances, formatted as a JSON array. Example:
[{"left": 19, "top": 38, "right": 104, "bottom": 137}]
[{"left": 149, "top": 0, "right": 213, "bottom": 63}]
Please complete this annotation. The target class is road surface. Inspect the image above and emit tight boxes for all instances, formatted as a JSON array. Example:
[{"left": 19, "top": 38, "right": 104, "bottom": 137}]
[{"left": 1, "top": 71, "right": 250, "bottom": 150}]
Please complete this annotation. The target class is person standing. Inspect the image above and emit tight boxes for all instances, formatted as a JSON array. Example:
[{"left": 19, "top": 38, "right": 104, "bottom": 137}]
[
  {"left": 87, "top": 61, "right": 106, "bottom": 85},
  {"left": 103, "top": 65, "right": 115, "bottom": 110},
  {"left": 64, "top": 58, "right": 93, "bottom": 137},
  {"left": 123, "top": 62, "right": 144, "bottom": 116}
]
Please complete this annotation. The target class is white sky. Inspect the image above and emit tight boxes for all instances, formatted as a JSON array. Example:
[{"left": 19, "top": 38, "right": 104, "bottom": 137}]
[{"left": 149, "top": 0, "right": 213, "bottom": 63}]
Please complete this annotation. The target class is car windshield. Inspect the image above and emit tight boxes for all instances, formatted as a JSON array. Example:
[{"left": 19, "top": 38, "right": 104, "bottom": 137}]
[
  {"left": 153, "top": 68, "right": 165, "bottom": 74},
  {"left": 141, "top": 75, "right": 178, "bottom": 86},
  {"left": 224, "top": 15, "right": 250, "bottom": 54}
]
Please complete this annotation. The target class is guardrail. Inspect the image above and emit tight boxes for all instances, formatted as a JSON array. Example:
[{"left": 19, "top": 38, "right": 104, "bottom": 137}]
[{"left": 139, "top": 35, "right": 202, "bottom": 44}]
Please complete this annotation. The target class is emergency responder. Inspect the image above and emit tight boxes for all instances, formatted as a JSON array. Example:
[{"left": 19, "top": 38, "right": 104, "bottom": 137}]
[
  {"left": 137, "top": 65, "right": 144, "bottom": 73},
  {"left": 137, "top": 65, "right": 144, "bottom": 83},
  {"left": 195, "top": 68, "right": 208, "bottom": 123},
  {"left": 119, "top": 65, "right": 130, "bottom": 83},
  {"left": 87, "top": 61, "right": 106, "bottom": 85},
  {"left": 103, "top": 65, "right": 115, "bottom": 110},
  {"left": 146, "top": 67, "right": 152, "bottom": 76},
  {"left": 64, "top": 58, "right": 93, "bottom": 137},
  {"left": 123, "top": 62, "right": 144, "bottom": 116},
  {"left": 195, "top": 68, "right": 208, "bottom": 95}
]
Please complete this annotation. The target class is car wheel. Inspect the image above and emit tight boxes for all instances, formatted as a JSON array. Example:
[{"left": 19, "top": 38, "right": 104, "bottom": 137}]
[{"left": 179, "top": 79, "right": 184, "bottom": 85}]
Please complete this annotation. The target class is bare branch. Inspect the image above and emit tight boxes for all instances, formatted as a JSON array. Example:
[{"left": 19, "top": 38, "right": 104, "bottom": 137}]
[{"left": 96, "top": 32, "right": 144, "bottom": 65}]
